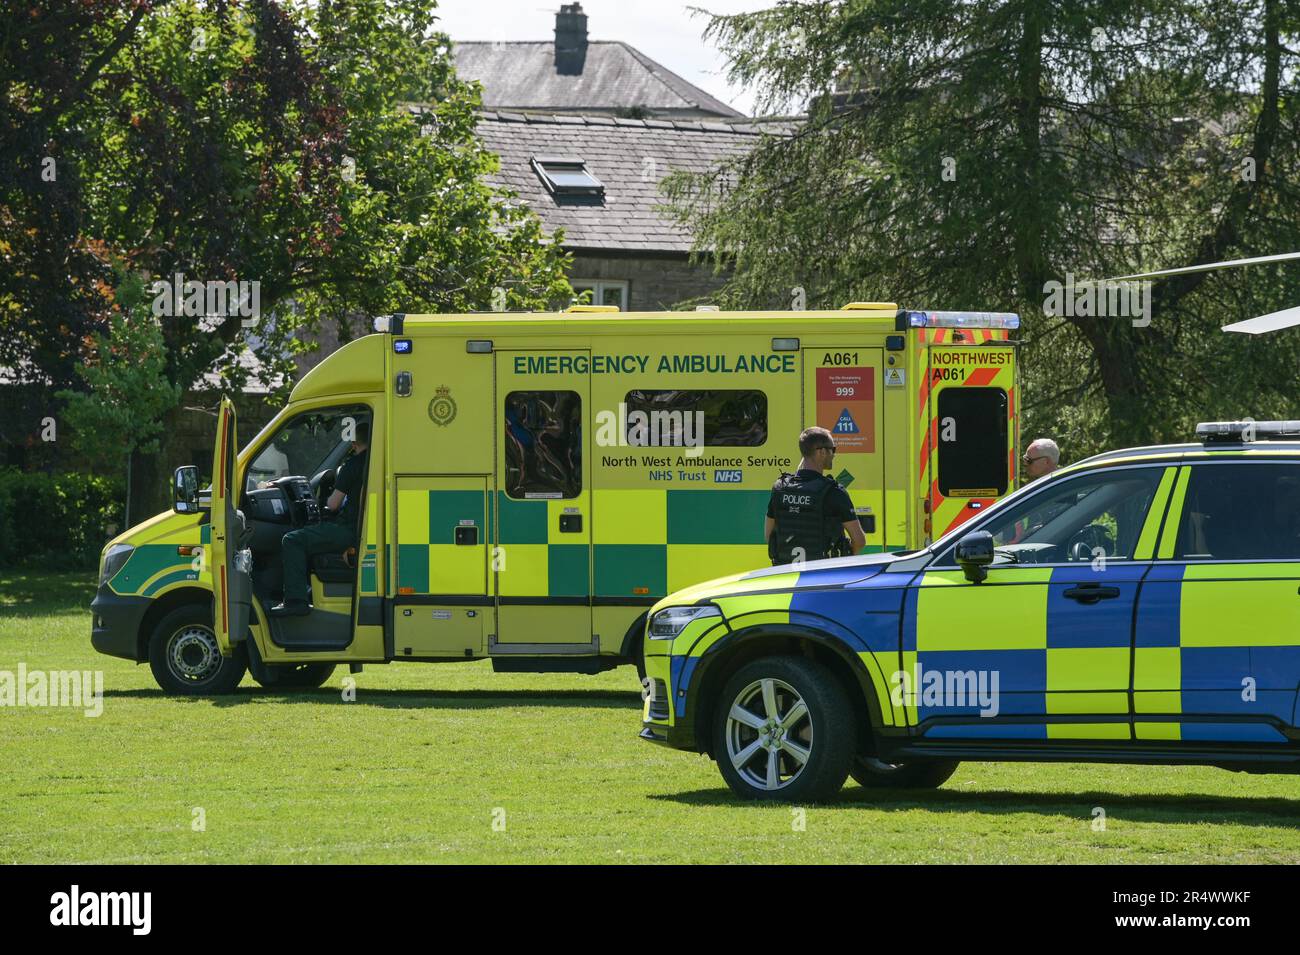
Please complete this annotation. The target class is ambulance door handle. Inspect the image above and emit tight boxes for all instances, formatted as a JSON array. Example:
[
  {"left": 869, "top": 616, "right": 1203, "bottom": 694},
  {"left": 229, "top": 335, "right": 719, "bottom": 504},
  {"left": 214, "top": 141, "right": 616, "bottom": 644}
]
[
  {"left": 559, "top": 514, "right": 582, "bottom": 533},
  {"left": 1062, "top": 584, "right": 1119, "bottom": 604}
]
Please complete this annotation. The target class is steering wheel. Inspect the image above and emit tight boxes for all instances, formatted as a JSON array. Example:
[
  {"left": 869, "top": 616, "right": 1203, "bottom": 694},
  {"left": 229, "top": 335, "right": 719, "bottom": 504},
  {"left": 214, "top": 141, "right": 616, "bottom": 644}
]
[
  {"left": 1066, "top": 523, "right": 1115, "bottom": 561},
  {"left": 311, "top": 467, "right": 336, "bottom": 511}
]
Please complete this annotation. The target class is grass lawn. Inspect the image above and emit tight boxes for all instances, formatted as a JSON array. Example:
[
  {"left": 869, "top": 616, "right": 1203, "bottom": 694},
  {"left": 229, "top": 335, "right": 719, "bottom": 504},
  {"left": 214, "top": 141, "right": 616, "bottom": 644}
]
[{"left": 2, "top": 570, "right": 1299, "bottom": 863}]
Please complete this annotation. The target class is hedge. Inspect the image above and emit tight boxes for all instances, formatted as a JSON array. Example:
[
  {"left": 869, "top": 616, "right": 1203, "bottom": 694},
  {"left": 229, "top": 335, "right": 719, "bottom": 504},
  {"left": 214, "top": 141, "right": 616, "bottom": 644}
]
[{"left": 0, "top": 469, "right": 127, "bottom": 571}]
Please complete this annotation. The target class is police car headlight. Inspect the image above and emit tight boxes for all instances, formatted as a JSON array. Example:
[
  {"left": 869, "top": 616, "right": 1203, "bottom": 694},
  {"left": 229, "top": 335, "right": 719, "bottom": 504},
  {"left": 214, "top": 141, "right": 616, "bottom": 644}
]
[
  {"left": 648, "top": 605, "right": 721, "bottom": 640},
  {"left": 100, "top": 543, "right": 134, "bottom": 586}
]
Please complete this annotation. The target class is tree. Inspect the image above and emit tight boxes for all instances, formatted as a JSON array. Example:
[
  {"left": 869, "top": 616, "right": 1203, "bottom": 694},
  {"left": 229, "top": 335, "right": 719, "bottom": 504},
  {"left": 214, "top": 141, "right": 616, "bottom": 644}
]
[
  {"left": 665, "top": 0, "right": 1300, "bottom": 456},
  {"left": 2, "top": 0, "right": 572, "bottom": 515}
]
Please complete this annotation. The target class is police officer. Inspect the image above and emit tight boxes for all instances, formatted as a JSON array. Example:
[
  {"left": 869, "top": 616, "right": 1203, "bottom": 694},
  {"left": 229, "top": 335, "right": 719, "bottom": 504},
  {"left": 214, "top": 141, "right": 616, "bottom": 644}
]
[
  {"left": 765, "top": 426, "right": 866, "bottom": 565},
  {"left": 271, "top": 421, "right": 370, "bottom": 616}
]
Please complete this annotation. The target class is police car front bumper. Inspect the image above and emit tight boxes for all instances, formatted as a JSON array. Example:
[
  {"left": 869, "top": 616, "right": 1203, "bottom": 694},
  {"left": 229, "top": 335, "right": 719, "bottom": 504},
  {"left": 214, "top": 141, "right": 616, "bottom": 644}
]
[{"left": 90, "top": 584, "right": 151, "bottom": 662}]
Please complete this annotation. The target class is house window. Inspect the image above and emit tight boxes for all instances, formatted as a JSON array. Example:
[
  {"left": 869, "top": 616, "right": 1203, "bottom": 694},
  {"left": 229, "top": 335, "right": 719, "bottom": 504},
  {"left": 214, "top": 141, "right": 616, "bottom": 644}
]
[
  {"left": 571, "top": 279, "right": 628, "bottom": 310},
  {"left": 531, "top": 155, "right": 604, "bottom": 198}
]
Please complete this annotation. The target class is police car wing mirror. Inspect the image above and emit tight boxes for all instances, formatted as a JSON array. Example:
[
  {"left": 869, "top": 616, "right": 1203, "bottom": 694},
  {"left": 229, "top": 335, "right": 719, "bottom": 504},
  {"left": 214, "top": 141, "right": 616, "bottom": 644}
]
[
  {"left": 954, "top": 531, "right": 995, "bottom": 584},
  {"left": 173, "top": 466, "right": 200, "bottom": 514}
]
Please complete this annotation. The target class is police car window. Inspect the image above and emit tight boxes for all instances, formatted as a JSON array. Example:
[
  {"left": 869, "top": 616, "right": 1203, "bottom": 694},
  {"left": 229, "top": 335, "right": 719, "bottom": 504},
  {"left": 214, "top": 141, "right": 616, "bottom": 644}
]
[
  {"left": 936, "top": 388, "right": 1008, "bottom": 497},
  {"left": 942, "top": 468, "right": 1162, "bottom": 565},
  {"left": 622, "top": 390, "right": 767, "bottom": 447},
  {"left": 1173, "top": 464, "right": 1300, "bottom": 560},
  {"left": 245, "top": 407, "right": 369, "bottom": 491},
  {"left": 504, "top": 391, "right": 582, "bottom": 499}
]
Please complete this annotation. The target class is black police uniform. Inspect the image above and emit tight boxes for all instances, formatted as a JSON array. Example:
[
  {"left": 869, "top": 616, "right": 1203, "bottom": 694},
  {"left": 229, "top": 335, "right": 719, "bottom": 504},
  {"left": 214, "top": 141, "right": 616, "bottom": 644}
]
[
  {"left": 281, "top": 450, "right": 368, "bottom": 604},
  {"left": 766, "top": 468, "right": 857, "bottom": 565}
]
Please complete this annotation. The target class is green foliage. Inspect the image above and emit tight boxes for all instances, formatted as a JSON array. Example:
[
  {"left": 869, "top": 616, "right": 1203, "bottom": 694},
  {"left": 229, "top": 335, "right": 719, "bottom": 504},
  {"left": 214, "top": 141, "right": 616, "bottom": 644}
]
[
  {"left": 0, "top": 470, "right": 125, "bottom": 570},
  {"left": 3, "top": 0, "right": 572, "bottom": 403},
  {"left": 56, "top": 280, "right": 183, "bottom": 469},
  {"left": 666, "top": 0, "right": 1300, "bottom": 459}
]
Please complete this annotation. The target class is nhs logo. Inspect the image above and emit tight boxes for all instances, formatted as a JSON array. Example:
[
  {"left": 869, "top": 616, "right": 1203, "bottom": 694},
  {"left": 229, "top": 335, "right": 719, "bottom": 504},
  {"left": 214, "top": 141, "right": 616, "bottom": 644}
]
[{"left": 714, "top": 469, "right": 743, "bottom": 483}]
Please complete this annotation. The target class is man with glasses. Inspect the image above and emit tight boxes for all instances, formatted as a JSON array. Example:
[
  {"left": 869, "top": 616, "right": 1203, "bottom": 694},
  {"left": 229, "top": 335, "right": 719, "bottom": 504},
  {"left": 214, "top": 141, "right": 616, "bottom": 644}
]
[
  {"left": 765, "top": 426, "right": 866, "bottom": 566},
  {"left": 1023, "top": 438, "right": 1060, "bottom": 480}
]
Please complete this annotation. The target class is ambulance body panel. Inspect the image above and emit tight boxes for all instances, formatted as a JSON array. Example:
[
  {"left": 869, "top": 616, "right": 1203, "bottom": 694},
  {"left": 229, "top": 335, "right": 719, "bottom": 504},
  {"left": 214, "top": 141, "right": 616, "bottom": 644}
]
[{"left": 91, "top": 306, "right": 1018, "bottom": 688}]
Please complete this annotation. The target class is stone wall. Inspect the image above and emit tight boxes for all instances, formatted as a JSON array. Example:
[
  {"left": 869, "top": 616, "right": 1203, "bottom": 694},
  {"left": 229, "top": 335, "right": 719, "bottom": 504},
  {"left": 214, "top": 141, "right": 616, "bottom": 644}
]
[{"left": 569, "top": 251, "right": 730, "bottom": 311}]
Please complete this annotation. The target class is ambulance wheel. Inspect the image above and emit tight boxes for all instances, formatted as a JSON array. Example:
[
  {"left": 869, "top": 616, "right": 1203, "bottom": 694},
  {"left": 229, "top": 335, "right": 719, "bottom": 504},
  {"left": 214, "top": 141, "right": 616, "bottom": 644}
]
[
  {"left": 713, "top": 656, "right": 855, "bottom": 802},
  {"left": 148, "top": 605, "right": 247, "bottom": 695},
  {"left": 256, "top": 663, "right": 336, "bottom": 689},
  {"left": 850, "top": 757, "right": 960, "bottom": 790}
]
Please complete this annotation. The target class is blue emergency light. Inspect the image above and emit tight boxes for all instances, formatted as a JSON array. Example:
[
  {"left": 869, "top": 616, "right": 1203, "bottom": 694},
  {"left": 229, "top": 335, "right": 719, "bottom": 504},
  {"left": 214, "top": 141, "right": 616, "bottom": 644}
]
[{"left": 394, "top": 339, "right": 413, "bottom": 354}]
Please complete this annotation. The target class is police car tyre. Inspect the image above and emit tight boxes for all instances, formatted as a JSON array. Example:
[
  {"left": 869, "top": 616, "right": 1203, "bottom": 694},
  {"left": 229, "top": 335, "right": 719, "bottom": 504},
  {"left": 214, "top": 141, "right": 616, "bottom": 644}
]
[
  {"left": 850, "top": 756, "right": 960, "bottom": 790},
  {"left": 148, "top": 605, "right": 247, "bottom": 695},
  {"left": 713, "top": 656, "right": 856, "bottom": 802}
]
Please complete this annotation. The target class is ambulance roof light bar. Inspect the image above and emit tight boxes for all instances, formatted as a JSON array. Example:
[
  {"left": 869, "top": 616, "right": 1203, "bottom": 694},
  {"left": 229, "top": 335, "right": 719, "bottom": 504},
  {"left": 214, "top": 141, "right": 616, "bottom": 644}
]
[
  {"left": 906, "top": 310, "right": 1021, "bottom": 330},
  {"left": 1197, "top": 420, "right": 1300, "bottom": 442}
]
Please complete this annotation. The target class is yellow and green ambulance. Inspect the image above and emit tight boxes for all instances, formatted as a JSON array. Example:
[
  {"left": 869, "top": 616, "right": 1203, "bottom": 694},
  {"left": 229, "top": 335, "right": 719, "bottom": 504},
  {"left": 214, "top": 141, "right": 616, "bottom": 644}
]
[{"left": 89, "top": 303, "right": 1019, "bottom": 694}]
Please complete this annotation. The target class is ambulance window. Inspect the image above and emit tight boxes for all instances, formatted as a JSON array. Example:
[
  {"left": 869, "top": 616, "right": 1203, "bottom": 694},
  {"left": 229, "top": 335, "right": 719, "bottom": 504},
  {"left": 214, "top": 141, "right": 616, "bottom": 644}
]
[
  {"left": 245, "top": 406, "right": 370, "bottom": 492},
  {"left": 936, "top": 388, "right": 1008, "bottom": 497},
  {"left": 622, "top": 390, "right": 768, "bottom": 447},
  {"left": 504, "top": 391, "right": 582, "bottom": 499},
  {"left": 1173, "top": 463, "right": 1300, "bottom": 560}
]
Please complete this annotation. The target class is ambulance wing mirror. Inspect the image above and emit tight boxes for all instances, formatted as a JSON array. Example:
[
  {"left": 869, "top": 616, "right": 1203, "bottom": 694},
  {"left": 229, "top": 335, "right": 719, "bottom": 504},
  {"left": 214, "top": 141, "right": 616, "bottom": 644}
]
[
  {"left": 954, "top": 531, "right": 994, "bottom": 584},
  {"left": 173, "top": 466, "right": 200, "bottom": 514}
]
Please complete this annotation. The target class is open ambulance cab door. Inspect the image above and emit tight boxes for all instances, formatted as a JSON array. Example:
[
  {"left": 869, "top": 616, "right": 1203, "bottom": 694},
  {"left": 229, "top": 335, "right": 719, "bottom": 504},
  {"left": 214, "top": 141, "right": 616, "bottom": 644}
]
[{"left": 210, "top": 397, "right": 252, "bottom": 655}]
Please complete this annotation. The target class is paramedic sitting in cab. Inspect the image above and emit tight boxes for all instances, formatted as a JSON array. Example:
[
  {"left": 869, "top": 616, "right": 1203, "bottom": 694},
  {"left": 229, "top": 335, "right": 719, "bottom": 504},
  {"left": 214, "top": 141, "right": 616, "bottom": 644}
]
[
  {"left": 765, "top": 426, "right": 866, "bottom": 565},
  {"left": 270, "top": 421, "right": 370, "bottom": 617}
]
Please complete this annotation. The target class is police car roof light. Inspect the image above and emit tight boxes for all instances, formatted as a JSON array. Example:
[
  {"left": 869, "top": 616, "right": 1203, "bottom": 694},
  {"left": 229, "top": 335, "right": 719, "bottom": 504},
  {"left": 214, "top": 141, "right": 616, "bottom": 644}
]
[
  {"left": 907, "top": 310, "right": 1021, "bottom": 330},
  {"left": 1196, "top": 420, "right": 1300, "bottom": 442}
]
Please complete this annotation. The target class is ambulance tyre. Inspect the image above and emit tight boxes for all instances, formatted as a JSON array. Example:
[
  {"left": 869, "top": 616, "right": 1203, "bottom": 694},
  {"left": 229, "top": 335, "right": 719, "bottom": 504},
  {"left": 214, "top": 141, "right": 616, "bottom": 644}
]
[
  {"left": 148, "top": 605, "right": 247, "bottom": 696},
  {"left": 850, "top": 757, "right": 960, "bottom": 790},
  {"left": 713, "top": 655, "right": 855, "bottom": 802},
  {"left": 245, "top": 630, "right": 335, "bottom": 688}
]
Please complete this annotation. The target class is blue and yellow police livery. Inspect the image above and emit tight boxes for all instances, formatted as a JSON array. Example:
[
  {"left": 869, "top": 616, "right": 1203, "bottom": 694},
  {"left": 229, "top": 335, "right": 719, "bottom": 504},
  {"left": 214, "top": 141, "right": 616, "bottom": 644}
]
[{"left": 640, "top": 420, "right": 1300, "bottom": 800}]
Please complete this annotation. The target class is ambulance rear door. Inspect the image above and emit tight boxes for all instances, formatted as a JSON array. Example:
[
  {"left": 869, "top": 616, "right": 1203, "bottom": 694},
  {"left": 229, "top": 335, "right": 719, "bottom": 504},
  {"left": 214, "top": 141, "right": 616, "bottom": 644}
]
[{"left": 919, "top": 321, "right": 1016, "bottom": 542}]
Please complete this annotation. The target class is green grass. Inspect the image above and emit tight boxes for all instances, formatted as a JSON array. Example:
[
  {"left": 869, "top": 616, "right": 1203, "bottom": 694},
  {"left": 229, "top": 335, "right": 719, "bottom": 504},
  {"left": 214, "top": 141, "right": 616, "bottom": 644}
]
[{"left": 2, "top": 570, "right": 1299, "bottom": 863}]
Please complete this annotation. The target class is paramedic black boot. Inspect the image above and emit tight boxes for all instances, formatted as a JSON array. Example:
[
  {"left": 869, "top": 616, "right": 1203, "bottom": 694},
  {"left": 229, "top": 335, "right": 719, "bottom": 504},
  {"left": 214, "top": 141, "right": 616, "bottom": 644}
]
[{"left": 269, "top": 599, "right": 310, "bottom": 617}]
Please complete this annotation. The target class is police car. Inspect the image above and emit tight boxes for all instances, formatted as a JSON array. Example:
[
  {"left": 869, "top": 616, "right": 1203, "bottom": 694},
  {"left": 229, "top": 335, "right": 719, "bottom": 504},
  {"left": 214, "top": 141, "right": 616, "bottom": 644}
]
[{"left": 640, "top": 421, "right": 1300, "bottom": 800}]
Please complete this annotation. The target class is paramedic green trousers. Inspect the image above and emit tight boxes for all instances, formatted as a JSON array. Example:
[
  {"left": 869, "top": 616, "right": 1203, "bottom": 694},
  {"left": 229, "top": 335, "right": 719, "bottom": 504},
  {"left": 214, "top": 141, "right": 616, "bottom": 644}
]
[{"left": 281, "top": 520, "right": 355, "bottom": 603}]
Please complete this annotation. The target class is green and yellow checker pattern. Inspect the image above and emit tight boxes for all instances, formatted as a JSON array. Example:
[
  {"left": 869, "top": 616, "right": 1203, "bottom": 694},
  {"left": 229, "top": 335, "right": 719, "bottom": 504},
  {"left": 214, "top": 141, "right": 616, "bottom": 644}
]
[{"left": 396, "top": 476, "right": 489, "bottom": 595}]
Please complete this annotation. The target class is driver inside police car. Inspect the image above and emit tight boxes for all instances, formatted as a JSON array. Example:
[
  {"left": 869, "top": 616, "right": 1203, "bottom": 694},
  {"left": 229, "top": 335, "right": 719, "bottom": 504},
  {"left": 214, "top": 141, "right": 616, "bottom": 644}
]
[{"left": 269, "top": 420, "right": 370, "bottom": 617}]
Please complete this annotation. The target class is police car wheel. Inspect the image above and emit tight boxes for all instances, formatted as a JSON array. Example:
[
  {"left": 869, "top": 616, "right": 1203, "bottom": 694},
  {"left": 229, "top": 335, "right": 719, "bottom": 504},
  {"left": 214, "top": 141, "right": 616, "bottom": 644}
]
[
  {"left": 850, "top": 756, "right": 960, "bottom": 790},
  {"left": 713, "top": 656, "right": 855, "bottom": 802},
  {"left": 148, "top": 605, "right": 247, "bottom": 696}
]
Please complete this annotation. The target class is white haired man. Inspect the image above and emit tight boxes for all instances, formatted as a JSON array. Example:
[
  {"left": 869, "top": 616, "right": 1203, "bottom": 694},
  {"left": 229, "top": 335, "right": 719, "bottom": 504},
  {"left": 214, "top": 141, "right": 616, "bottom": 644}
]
[{"left": 1022, "top": 437, "right": 1060, "bottom": 480}]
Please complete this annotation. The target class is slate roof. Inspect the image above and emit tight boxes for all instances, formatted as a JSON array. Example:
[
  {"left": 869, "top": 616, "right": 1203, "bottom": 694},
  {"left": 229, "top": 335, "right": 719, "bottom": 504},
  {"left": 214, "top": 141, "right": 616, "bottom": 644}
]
[
  {"left": 471, "top": 111, "right": 789, "bottom": 253},
  {"left": 454, "top": 41, "right": 744, "bottom": 119}
]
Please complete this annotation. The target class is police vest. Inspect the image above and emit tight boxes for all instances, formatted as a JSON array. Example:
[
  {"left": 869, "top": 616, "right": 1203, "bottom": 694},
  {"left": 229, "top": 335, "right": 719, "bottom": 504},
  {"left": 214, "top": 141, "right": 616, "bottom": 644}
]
[{"left": 768, "top": 472, "right": 850, "bottom": 564}]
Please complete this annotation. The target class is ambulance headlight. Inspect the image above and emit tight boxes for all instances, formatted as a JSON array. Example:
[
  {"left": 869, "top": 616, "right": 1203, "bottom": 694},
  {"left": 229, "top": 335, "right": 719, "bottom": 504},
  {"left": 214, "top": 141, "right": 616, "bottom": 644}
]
[
  {"left": 100, "top": 543, "right": 134, "bottom": 586},
  {"left": 648, "top": 605, "right": 722, "bottom": 640}
]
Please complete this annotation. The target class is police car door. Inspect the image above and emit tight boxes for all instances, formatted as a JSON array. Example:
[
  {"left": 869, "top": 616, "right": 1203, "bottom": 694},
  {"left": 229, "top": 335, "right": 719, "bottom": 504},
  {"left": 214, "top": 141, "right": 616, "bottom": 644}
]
[
  {"left": 210, "top": 397, "right": 251, "bottom": 656},
  {"left": 1138, "top": 461, "right": 1300, "bottom": 743},
  {"left": 492, "top": 350, "right": 593, "bottom": 651},
  {"left": 802, "top": 347, "right": 884, "bottom": 549},
  {"left": 904, "top": 466, "right": 1170, "bottom": 741}
]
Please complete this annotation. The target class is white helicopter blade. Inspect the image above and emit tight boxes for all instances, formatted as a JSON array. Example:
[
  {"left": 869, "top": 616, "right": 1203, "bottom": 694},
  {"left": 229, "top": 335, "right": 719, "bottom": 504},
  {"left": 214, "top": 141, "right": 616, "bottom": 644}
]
[
  {"left": 1101, "top": 250, "right": 1300, "bottom": 284},
  {"left": 1222, "top": 304, "right": 1300, "bottom": 334}
]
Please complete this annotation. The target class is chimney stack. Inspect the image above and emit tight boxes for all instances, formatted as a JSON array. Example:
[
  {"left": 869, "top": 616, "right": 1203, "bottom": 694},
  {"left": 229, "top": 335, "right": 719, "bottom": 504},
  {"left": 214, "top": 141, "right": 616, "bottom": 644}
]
[{"left": 554, "top": 3, "right": 589, "bottom": 76}]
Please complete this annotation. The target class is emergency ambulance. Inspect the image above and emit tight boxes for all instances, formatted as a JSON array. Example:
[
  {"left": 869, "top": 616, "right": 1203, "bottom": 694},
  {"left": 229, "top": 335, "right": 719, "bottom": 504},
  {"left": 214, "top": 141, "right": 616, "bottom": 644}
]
[
  {"left": 641, "top": 421, "right": 1300, "bottom": 801},
  {"left": 89, "top": 303, "right": 1019, "bottom": 694}
]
